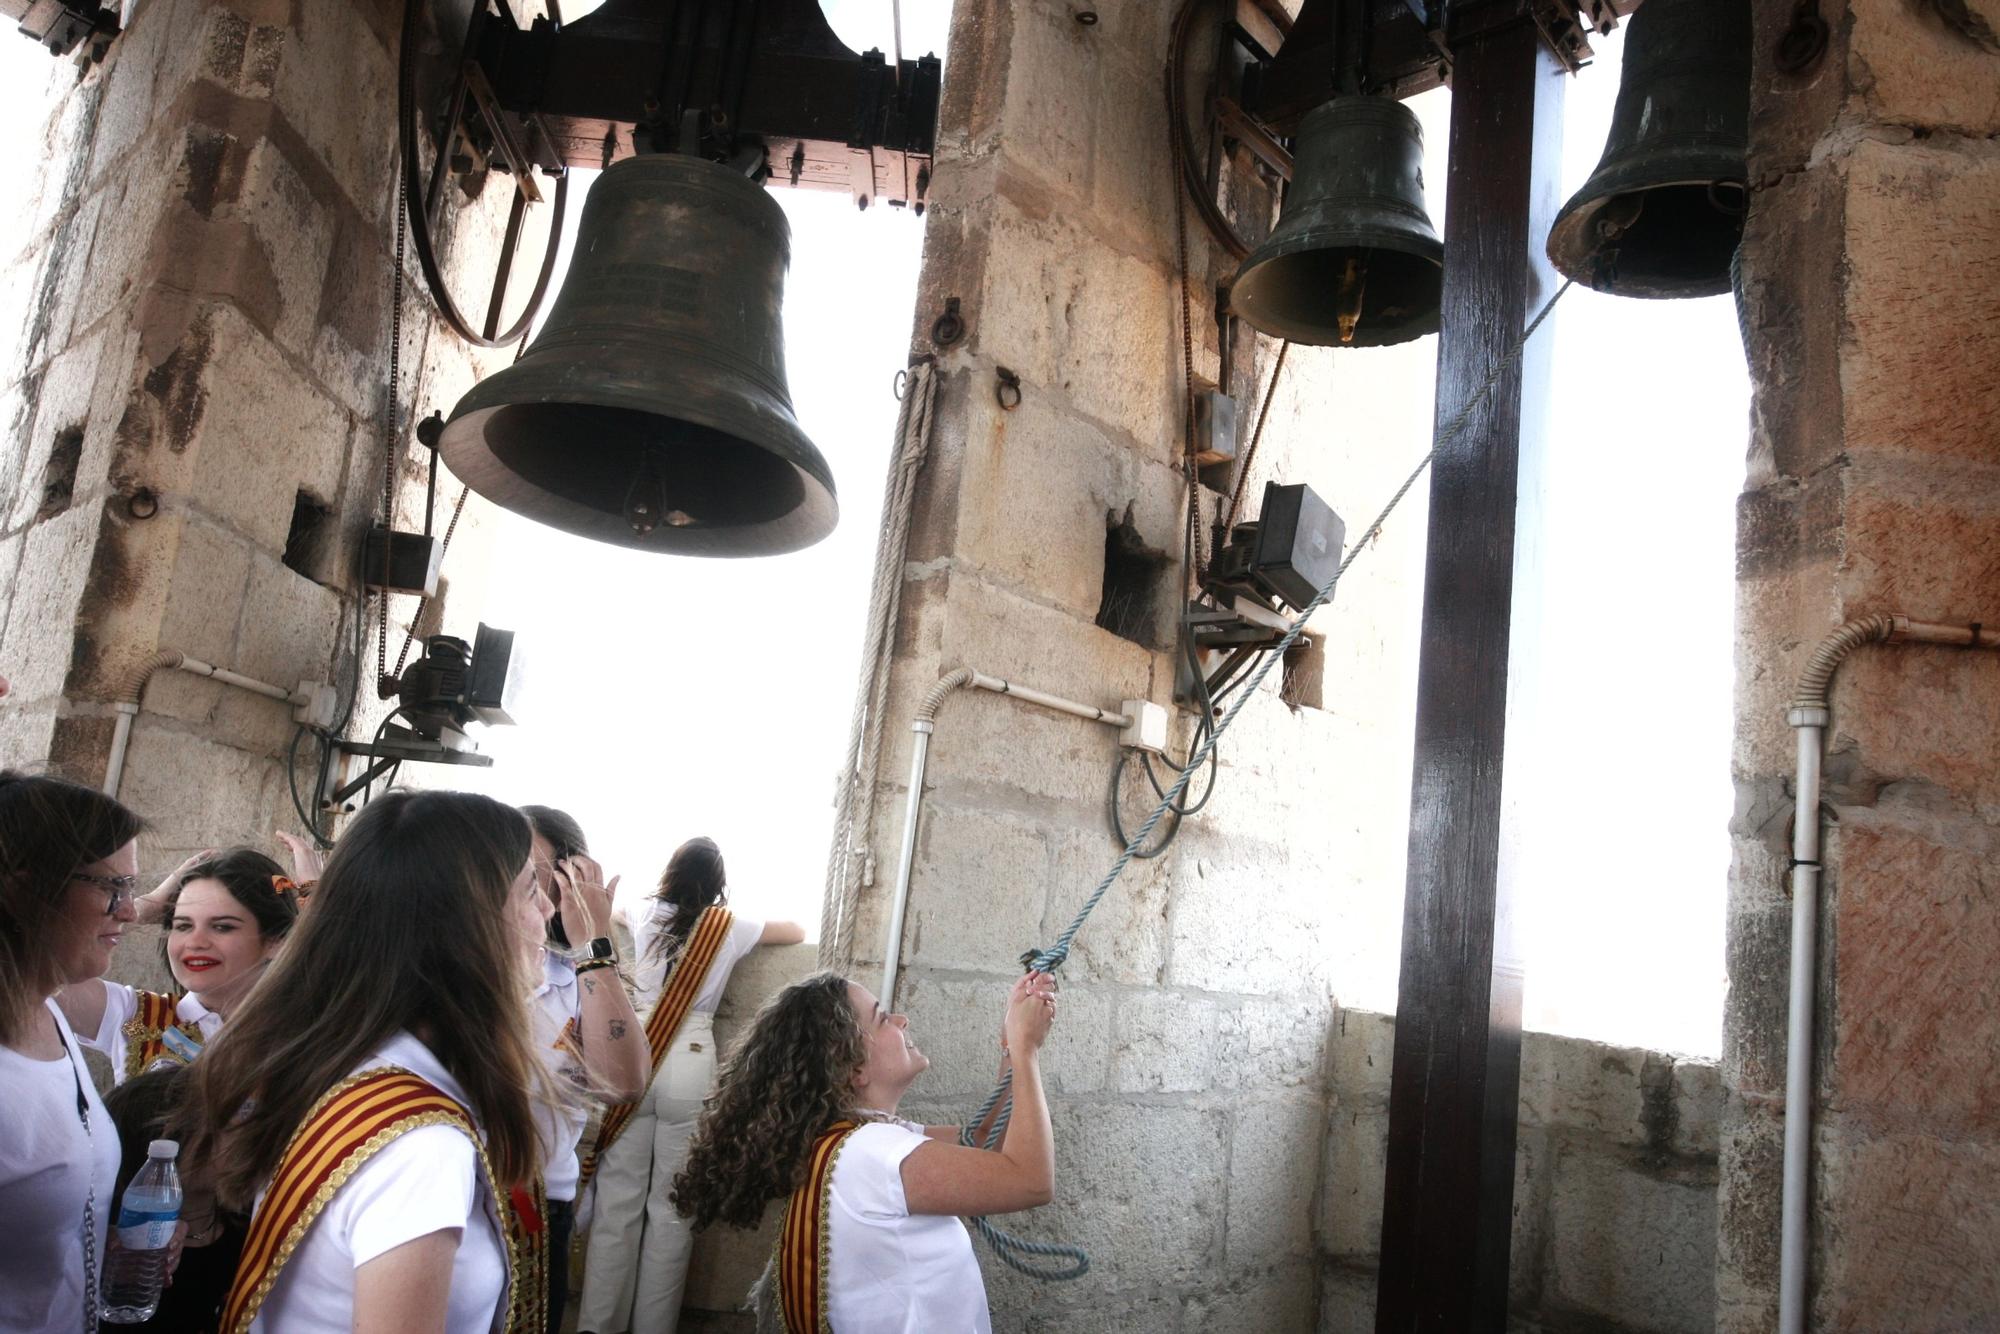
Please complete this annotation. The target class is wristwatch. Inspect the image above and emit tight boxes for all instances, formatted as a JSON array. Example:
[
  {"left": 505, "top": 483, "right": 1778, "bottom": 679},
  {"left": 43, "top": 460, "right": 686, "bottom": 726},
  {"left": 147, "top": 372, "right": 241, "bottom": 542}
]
[{"left": 583, "top": 936, "right": 615, "bottom": 962}]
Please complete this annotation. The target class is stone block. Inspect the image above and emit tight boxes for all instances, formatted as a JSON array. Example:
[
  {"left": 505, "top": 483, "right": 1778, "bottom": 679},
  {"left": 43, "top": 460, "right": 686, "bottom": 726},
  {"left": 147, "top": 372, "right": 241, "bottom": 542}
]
[
  {"left": 899, "top": 797, "right": 1051, "bottom": 973},
  {"left": 1086, "top": 44, "right": 1177, "bottom": 263},
  {"left": 1721, "top": 898, "right": 1794, "bottom": 1100},
  {"left": 1846, "top": 0, "right": 2000, "bottom": 137},
  {"left": 1180, "top": 1260, "right": 1319, "bottom": 1331},
  {"left": 683, "top": 1200, "right": 775, "bottom": 1315},
  {"left": 1040, "top": 822, "right": 1171, "bottom": 987},
  {"left": 156, "top": 517, "right": 252, "bottom": 668},
  {"left": 895, "top": 969, "right": 1112, "bottom": 1100},
  {"left": 118, "top": 720, "right": 278, "bottom": 849},
  {"left": 1108, "top": 988, "right": 1225, "bottom": 1094},
  {"left": 1714, "top": 1096, "right": 1781, "bottom": 1331},
  {"left": 269, "top": 0, "right": 395, "bottom": 224},
  {"left": 1224, "top": 1094, "right": 1323, "bottom": 1265},
  {"left": 1320, "top": 1104, "right": 1388, "bottom": 1259},
  {"left": 1673, "top": 1059, "right": 1723, "bottom": 1160},
  {"left": 1827, "top": 809, "right": 2000, "bottom": 1133},
  {"left": 1544, "top": 1148, "right": 1718, "bottom": 1334},
  {"left": 1221, "top": 991, "right": 1334, "bottom": 1092},
  {"left": 5, "top": 505, "right": 104, "bottom": 700},
  {"left": 1162, "top": 827, "right": 1336, "bottom": 997},
  {"left": 231, "top": 552, "right": 342, "bottom": 690},
  {"left": 993, "top": 3, "right": 1098, "bottom": 203},
  {"left": 1814, "top": 1125, "right": 2000, "bottom": 1329},
  {"left": 82, "top": 0, "right": 214, "bottom": 189},
  {"left": 1327, "top": 1008, "right": 1396, "bottom": 1112},
  {"left": 1319, "top": 1263, "right": 1379, "bottom": 1334},
  {"left": 234, "top": 136, "right": 338, "bottom": 360},
  {"left": 1021, "top": 1102, "right": 1227, "bottom": 1294},
  {"left": 1018, "top": 1288, "right": 1186, "bottom": 1334},
  {"left": 1737, "top": 159, "right": 1846, "bottom": 486},
  {"left": 8, "top": 325, "right": 107, "bottom": 530},
  {"left": 1518, "top": 1029, "right": 1650, "bottom": 1146}
]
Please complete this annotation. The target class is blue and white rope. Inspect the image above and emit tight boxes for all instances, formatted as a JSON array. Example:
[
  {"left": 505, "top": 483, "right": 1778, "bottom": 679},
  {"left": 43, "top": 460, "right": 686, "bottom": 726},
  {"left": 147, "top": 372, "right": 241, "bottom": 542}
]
[{"left": 961, "top": 280, "right": 1574, "bottom": 1280}]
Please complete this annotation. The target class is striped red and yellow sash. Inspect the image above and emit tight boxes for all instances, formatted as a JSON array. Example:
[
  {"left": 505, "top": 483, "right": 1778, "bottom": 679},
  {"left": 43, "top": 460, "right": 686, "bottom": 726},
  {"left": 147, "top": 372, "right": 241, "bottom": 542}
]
[
  {"left": 777, "top": 1120, "right": 862, "bottom": 1334},
  {"left": 221, "top": 1068, "right": 544, "bottom": 1334},
  {"left": 121, "top": 989, "right": 202, "bottom": 1078},
  {"left": 577, "top": 905, "right": 733, "bottom": 1189}
]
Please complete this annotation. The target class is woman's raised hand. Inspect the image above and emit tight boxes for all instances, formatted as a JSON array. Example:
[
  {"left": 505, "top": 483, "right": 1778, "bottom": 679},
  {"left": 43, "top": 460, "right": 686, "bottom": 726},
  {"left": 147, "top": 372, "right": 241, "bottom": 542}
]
[
  {"left": 273, "top": 829, "right": 325, "bottom": 882},
  {"left": 556, "top": 854, "right": 619, "bottom": 942},
  {"left": 138, "top": 848, "right": 216, "bottom": 923},
  {"left": 1003, "top": 970, "right": 1059, "bottom": 1058}
]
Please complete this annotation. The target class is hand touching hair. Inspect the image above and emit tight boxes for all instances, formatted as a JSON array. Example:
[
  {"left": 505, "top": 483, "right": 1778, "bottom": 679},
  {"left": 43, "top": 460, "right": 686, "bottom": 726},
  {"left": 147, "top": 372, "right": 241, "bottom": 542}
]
[{"left": 671, "top": 972, "right": 867, "bottom": 1230}]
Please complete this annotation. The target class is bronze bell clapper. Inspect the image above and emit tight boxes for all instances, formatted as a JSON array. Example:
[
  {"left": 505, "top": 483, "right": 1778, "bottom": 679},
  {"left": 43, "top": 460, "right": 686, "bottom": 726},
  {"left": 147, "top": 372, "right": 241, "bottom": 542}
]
[
  {"left": 1228, "top": 95, "right": 1444, "bottom": 349},
  {"left": 440, "top": 152, "right": 838, "bottom": 557},
  {"left": 1546, "top": 0, "right": 1752, "bottom": 299}
]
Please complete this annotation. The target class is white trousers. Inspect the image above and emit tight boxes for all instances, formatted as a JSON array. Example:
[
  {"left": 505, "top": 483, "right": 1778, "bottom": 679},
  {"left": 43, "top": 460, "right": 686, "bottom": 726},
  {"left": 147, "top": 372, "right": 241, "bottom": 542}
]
[{"left": 576, "top": 1013, "right": 717, "bottom": 1334}]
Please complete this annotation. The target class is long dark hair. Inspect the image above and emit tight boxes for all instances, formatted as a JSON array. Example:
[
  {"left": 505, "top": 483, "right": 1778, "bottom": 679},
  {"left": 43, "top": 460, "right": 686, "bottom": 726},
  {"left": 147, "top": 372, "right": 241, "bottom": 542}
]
[
  {"left": 520, "top": 805, "right": 586, "bottom": 949},
  {"left": 646, "top": 836, "right": 727, "bottom": 965},
  {"left": 184, "top": 790, "right": 544, "bottom": 1208},
  {"left": 157, "top": 846, "right": 299, "bottom": 982},
  {"left": 671, "top": 972, "right": 867, "bottom": 1230},
  {"left": 0, "top": 770, "right": 145, "bottom": 1043}
]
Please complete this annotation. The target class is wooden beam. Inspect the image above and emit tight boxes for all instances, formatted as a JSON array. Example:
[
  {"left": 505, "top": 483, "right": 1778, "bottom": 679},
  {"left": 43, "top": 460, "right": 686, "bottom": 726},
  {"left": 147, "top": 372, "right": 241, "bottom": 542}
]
[{"left": 1374, "top": 0, "right": 1567, "bottom": 1328}]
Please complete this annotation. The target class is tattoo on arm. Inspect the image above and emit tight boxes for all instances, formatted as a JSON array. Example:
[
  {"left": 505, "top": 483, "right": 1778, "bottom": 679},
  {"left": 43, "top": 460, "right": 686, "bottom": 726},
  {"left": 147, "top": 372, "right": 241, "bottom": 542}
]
[
  {"left": 582, "top": 975, "right": 596, "bottom": 994},
  {"left": 609, "top": 1019, "right": 628, "bottom": 1040}
]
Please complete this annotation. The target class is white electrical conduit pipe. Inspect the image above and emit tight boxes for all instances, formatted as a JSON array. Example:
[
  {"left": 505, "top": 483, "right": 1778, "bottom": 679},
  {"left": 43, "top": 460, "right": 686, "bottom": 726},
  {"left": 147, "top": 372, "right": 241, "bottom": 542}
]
[
  {"left": 1779, "top": 613, "right": 1998, "bottom": 1334},
  {"left": 878, "top": 667, "right": 1132, "bottom": 1009},
  {"left": 103, "top": 649, "right": 308, "bottom": 798}
]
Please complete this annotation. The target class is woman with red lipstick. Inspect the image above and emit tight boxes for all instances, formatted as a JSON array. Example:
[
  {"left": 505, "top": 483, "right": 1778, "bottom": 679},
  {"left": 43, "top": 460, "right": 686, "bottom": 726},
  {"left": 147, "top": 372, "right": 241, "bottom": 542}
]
[
  {"left": 0, "top": 770, "right": 145, "bottom": 1332},
  {"left": 55, "top": 846, "right": 299, "bottom": 1082}
]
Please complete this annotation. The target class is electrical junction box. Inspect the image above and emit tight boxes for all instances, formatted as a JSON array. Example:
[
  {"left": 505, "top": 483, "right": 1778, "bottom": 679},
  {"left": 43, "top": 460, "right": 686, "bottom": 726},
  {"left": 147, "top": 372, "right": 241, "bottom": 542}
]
[
  {"left": 292, "top": 681, "right": 339, "bottom": 731},
  {"left": 362, "top": 527, "right": 444, "bottom": 596},
  {"left": 1120, "top": 699, "right": 1171, "bottom": 755},
  {"left": 1193, "top": 390, "right": 1238, "bottom": 466},
  {"left": 1251, "top": 482, "right": 1344, "bottom": 610}
]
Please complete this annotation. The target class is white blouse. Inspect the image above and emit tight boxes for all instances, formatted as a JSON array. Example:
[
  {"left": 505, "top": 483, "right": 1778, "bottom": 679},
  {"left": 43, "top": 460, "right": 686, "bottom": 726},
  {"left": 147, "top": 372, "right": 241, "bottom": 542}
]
[
  {"left": 826, "top": 1121, "right": 992, "bottom": 1334},
  {"left": 251, "top": 1033, "right": 508, "bottom": 1334}
]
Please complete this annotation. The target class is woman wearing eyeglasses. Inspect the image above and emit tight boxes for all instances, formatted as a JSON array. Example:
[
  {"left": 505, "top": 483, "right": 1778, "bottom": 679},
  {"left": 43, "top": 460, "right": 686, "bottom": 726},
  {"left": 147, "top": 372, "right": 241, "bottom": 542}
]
[
  {"left": 0, "top": 770, "right": 146, "bottom": 1332},
  {"left": 53, "top": 846, "right": 302, "bottom": 1083}
]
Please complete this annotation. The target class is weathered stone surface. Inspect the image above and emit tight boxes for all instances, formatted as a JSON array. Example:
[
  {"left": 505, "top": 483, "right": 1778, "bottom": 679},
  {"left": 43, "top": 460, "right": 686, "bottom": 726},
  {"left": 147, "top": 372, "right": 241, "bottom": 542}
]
[
  {"left": 899, "top": 797, "right": 1051, "bottom": 974},
  {"left": 1224, "top": 1095, "right": 1322, "bottom": 1266},
  {"left": 1847, "top": 0, "right": 2000, "bottom": 136},
  {"left": 1544, "top": 1150, "right": 1718, "bottom": 1334},
  {"left": 1179, "top": 1260, "right": 1320, "bottom": 1331},
  {"left": 1109, "top": 988, "right": 1225, "bottom": 1094},
  {"left": 1320, "top": 1104, "right": 1389, "bottom": 1259},
  {"left": 1827, "top": 809, "right": 2000, "bottom": 1134},
  {"left": 6, "top": 504, "right": 105, "bottom": 700},
  {"left": 1319, "top": 1262, "right": 1379, "bottom": 1334},
  {"left": 1714, "top": 1097, "right": 1781, "bottom": 1334},
  {"left": 1815, "top": 1126, "right": 2000, "bottom": 1329}
]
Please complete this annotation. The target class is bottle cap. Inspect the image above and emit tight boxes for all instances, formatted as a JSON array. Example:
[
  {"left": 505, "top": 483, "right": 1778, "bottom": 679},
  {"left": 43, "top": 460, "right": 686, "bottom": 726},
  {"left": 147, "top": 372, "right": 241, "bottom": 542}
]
[{"left": 148, "top": 1139, "right": 178, "bottom": 1158}]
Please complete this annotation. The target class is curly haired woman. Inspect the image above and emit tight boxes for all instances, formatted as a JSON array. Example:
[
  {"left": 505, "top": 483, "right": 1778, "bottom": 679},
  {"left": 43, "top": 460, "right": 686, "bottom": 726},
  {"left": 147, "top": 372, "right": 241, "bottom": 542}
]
[{"left": 670, "top": 970, "right": 1058, "bottom": 1333}]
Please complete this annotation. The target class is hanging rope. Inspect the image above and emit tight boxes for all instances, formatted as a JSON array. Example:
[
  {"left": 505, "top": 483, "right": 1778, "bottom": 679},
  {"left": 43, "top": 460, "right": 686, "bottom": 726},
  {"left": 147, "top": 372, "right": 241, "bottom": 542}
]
[
  {"left": 960, "top": 278, "right": 1576, "bottom": 1281},
  {"left": 820, "top": 358, "right": 942, "bottom": 968}
]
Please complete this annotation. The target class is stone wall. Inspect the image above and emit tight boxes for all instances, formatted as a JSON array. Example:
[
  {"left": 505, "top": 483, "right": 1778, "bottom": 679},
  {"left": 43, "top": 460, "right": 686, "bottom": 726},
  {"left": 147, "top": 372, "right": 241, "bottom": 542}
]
[
  {"left": 0, "top": 0, "right": 517, "bottom": 864},
  {"left": 799, "top": 1, "right": 1446, "bottom": 1327},
  {"left": 1723, "top": 0, "right": 2000, "bottom": 1328},
  {"left": 1320, "top": 1012, "right": 1720, "bottom": 1334}
]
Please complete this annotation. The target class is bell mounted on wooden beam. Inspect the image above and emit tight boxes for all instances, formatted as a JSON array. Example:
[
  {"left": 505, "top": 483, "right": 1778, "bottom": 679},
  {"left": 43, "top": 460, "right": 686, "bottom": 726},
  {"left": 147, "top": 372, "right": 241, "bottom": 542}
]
[
  {"left": 1546, "top": 0, "right": 1751, "bottom": 299},
  {"left": 440, "top": 152, "right": 838, "bottom": 557},
  {"left": 1228, "top": 96, "right": 1443, "bottom": 348}
]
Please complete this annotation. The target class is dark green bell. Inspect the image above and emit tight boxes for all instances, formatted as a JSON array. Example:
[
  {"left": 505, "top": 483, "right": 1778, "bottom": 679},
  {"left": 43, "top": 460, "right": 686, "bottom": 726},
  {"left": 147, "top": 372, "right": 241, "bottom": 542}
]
[
  {"left": 1546, "top": 0, "right": 1751, "bottom": 299},
  {"left": 441, "top": 153, "right": 837, "bottom": 556},
  {"left": 1229, "top": 96, "right": 1443, "bottom": 348}
]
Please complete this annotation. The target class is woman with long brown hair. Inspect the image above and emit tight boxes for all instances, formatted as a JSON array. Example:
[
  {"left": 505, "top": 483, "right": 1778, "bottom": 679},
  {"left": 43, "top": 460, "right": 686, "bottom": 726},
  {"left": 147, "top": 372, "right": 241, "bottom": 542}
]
[
  {"left": 575, "top": 837, "right": 802, "bottom": 1334},
  {"left": 670, "top": 970, "right": 1059, "bottom": 1332},
  {"left": 181, "top": 789, "right": 554, "bottom": 1334},
  {"left": 0, "top": 771, "right": 144, "bottom": 1332}
]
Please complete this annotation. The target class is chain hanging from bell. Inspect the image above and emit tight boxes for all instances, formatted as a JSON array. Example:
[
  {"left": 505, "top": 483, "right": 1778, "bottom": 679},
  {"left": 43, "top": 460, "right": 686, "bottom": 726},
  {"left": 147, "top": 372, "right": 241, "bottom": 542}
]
[
  {"left": 1546, "top": 0, "right": 1751, "bottom": 299},
  {"left": 440, "top": 152, "right": 838, "bottom": 556},
  {"left": 1229, "top": 95, "right": 1443, "bottom": 348}
]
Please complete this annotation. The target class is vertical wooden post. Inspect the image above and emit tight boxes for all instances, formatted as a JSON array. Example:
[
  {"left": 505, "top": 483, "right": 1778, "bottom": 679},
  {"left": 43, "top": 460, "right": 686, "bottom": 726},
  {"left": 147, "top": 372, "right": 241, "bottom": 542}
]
[{"left": 1375, "top": 3, "right": 1566, "bottom": 1330}]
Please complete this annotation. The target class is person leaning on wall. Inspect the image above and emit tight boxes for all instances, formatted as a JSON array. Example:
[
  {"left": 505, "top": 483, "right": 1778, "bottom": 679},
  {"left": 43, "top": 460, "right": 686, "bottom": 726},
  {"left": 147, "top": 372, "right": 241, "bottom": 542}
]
[
  {"left": 0, "top": 770, "right": 154, "bottom": 1331},
  {"left": 671, "top": 969, "right": 1059, "bottom": 1333},
  {"left": 574, "top": 836, "right": 805, "bottom": 1334}
]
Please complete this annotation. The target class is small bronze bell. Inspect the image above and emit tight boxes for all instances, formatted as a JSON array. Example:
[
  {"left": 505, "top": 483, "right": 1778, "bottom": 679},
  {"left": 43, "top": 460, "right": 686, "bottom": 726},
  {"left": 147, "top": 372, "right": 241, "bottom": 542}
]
[
  {"left": 1229, "top": 96, "right": 1443, "bottom": 348},
  {"left": 440, "top": 153, "right": 837, "bottom": 556},
  {"left": 1546, "top": 0, "right": 1751, "bottom": 299}
]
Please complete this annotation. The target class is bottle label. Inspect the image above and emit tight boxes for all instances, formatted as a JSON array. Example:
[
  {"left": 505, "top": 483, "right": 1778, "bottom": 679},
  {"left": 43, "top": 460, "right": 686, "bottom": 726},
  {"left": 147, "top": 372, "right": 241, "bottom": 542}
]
[{"left": 114, "top": 1206, "right": 180, "bottom": 1252}]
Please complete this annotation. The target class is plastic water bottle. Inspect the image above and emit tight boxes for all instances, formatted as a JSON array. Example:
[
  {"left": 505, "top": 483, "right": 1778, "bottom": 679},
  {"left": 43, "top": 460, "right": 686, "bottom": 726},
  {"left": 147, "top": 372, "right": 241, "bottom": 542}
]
[{"left": 100, "top": 1139, "right": 183, "bottom": 1323}]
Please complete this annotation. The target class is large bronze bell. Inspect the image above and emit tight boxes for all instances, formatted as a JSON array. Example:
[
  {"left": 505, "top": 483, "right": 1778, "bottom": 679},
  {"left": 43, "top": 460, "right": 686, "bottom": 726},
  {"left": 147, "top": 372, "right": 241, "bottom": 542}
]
[
  {"left": 441, "top": 154, "right": 837, "bottom": 556},
  {"left": 1229, "top": 96, "right": 1443, "bottom": 348},
  {"left": 1547, "top": 0, "right": 1751, "bottom": 298}
]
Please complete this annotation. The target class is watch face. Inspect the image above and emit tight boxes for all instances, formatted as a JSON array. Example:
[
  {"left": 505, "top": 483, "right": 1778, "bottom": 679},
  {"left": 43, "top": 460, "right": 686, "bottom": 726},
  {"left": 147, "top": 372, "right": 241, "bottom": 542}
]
[{"left": 588, "top": 938, "right": 614, "bottom": 960}]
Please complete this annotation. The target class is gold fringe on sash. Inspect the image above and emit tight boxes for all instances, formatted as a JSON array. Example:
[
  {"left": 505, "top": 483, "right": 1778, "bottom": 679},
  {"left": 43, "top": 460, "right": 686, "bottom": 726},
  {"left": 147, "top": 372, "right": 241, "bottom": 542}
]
[
  {"left": 221, "top": 1067, "right": 545, "bottom": 1333},
  {"left": 121, "top": 989, "right": 203, "bottom": 1078},
  {"left": 774, "top": 1120, "right": 861, "bottom": 1334}
]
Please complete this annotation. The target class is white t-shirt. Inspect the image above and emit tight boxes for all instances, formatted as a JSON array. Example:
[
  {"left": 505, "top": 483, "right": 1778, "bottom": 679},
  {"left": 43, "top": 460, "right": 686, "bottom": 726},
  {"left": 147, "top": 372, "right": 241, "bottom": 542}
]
[
  {"left": 0, "top": 1000, "right": 122, "bottom": 1333},
  {"left": 631, "top": 903, "right": 764, "bottom": 1014},
  {"left": 81, "top": 983, "right": 221, "bottom": 1081},
  {"left": 530, "top": 952, "right": 589, "bottom": 1203},
  {"left": 826, "top": 1121, "right": 992, "bottom": 1334},
  {"left": 251, "top": 1033, "right": 508, "bottom": 1334}
]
